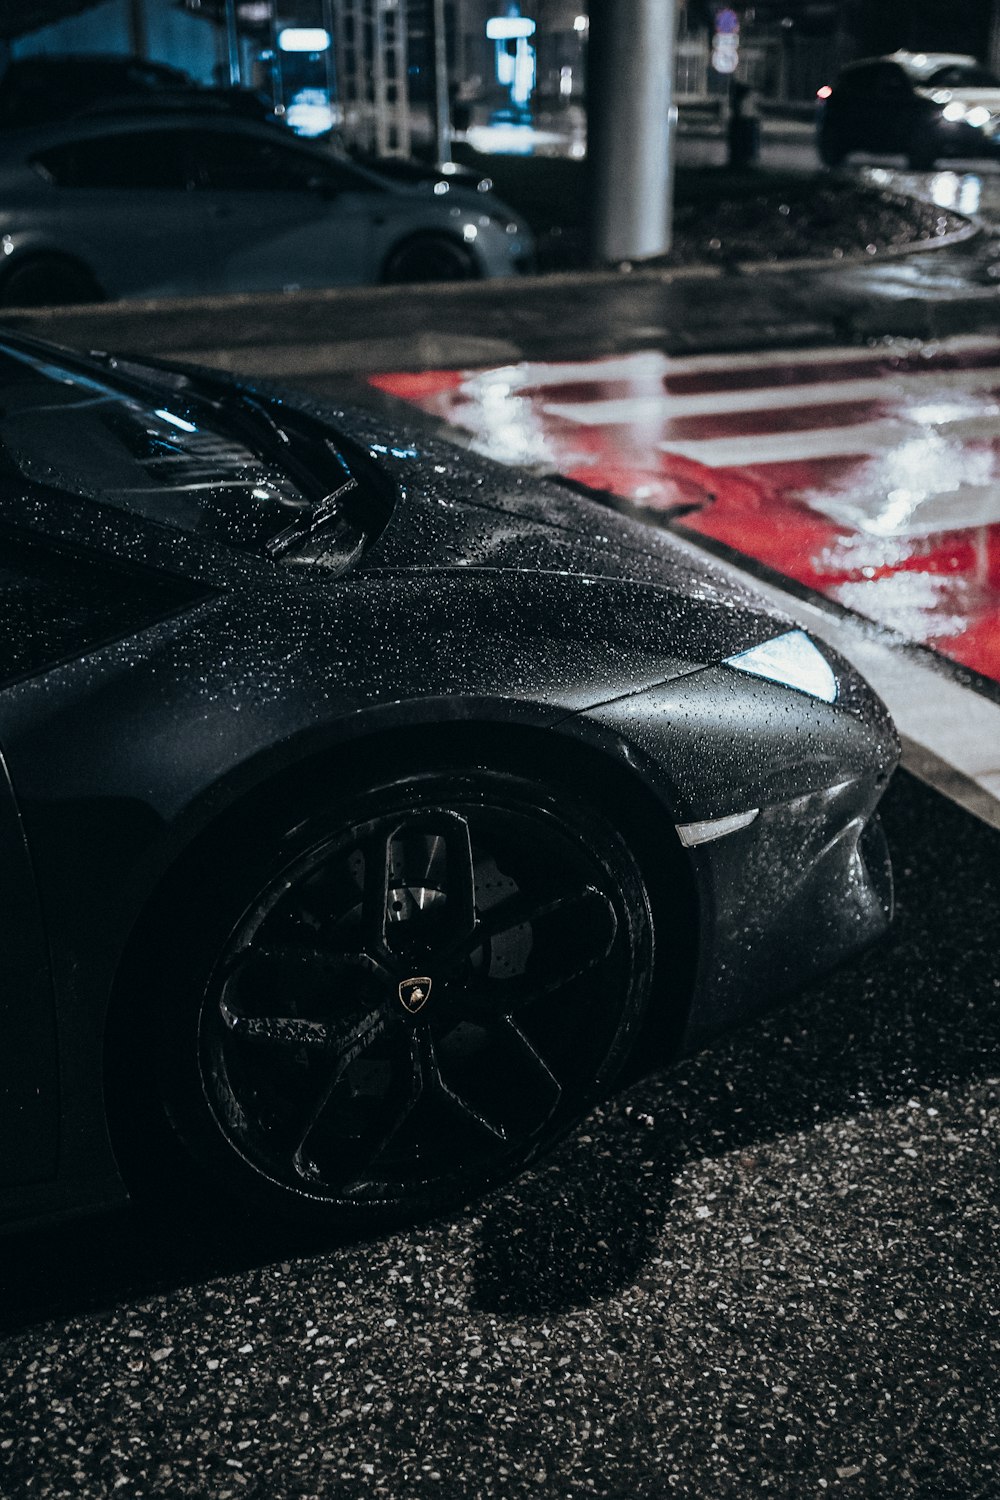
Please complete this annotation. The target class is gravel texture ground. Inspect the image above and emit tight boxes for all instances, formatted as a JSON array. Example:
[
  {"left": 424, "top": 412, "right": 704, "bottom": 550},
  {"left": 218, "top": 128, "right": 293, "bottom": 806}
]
[
  {"left": 446, "top": 152, "right": 972, "bottom": 271},
  {"left": 664, "top": 180, "right": 968, "bottom": 265},
  {"left": 1, "top": 769, "right": 998, "bottom": 1498}
]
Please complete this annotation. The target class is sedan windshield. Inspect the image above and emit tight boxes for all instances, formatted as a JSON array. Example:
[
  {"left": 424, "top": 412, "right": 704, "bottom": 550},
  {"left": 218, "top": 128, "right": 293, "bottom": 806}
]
[
  {"left": 0, "top": 342, "right": 362, "bottom": 556},
  {"left": 926, "top": 64, "right": 1000, "bottom": 89}
]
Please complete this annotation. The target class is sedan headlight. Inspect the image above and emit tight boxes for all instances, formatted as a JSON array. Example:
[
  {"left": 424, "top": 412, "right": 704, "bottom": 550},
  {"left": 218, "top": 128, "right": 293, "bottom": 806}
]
[
  {"left": 725, "top": 629, "right": 838, "bottom": 703},
  {"left": 942, "top": 101, "right": 993, "bottom": 128}
]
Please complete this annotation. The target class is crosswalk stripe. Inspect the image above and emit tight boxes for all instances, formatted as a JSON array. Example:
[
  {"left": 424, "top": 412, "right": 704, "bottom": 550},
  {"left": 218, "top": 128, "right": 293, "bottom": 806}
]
[
  {"left": 542, "top": 365, "right": 1000, "bottom": 424},
  {"left": 658, "top": 410, "right": 1000, "bottom": 467},
  {"left": 802, "top": 483, "right": 1000, "bottom": 537},
  {"left": 491, "top": 335, "right": 1000, "bottom": 390}
]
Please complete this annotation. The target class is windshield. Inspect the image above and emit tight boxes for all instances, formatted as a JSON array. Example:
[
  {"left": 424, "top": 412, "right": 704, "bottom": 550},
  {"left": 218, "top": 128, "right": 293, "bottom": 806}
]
[
  {"left": 0, "top": 343, "right": 362, "bottom": 555},
  {"left": 926, "top": 64, "right": 1000, "bottom": 89}
]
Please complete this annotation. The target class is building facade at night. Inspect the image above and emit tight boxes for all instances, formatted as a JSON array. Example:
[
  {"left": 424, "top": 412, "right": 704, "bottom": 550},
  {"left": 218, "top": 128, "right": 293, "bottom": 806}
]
[{"left": 6, "top": 0, "right": 1000, "bottom": 149}]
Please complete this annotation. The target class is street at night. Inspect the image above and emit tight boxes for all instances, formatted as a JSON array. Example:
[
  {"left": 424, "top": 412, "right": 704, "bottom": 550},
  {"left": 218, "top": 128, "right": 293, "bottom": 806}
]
[
  {"left": 3, "top": 1, "right": 1000, "bottom": 1497},
  {"left": 4, "top": 212, "right": 1000, "bottom": 1494}
]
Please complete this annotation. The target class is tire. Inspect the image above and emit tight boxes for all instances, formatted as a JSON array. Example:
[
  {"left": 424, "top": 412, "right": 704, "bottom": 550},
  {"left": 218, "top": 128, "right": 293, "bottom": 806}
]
[
  {"left": 138, "top": 760, "right": 655, "bottom": 1231},
  {"left": 907, "top": 129, "right": 938, "bottom": 171},
  {"left": 0, "top": 254, "right": 102, "bottom": 308},
  {"left": 817, "top": 131, "right": 846, "bottom": 168},
  {"left": 382, "top": 233, "right": 479, "bottom": 284}
]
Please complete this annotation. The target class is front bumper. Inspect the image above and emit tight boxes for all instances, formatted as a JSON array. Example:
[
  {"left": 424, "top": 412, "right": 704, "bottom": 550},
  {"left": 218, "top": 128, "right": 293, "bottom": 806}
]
[
  {"left": 571, "top": 647, "right": 900, "bottom": 1050},
  {"left": 676, "top": 776, "right": 894, "bottom": 1049}
]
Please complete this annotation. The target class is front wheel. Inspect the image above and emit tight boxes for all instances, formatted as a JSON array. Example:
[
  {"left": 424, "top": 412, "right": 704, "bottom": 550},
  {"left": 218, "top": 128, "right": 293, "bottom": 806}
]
[
  {"left": 142, "top": 764, "right": 656, "bottom": 1230},
  {"left": 907, "top": 128, "right": 938, "bottom": 171},
  {"left": 0, "top": 253, "right": 102, "bottom": 307},
  {"left": 817, "top": 130, "right": 846, "bottom": 168},
  {"left": 382, "top": 233, "right": 479, "bottom": 283}
]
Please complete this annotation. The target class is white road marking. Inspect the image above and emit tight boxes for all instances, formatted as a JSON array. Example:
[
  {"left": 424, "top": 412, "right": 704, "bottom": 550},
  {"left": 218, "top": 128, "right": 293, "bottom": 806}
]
[
  {"left": 657, "top": 409, "right": 1000, "bottom": 466},
  {"left": 543, "top": 365, "right": 1000, "bottom": 424},
  {"left": 804, "top": 483, "right": 1000, "bottom": 537},
  {"left": 470, "top": 335, "right": 1000, "bottom": 389}
]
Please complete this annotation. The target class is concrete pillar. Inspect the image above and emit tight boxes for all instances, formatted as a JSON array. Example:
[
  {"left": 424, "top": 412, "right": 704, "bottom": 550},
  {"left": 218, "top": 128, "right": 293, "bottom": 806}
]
[
  {"left": 587, "top": 0, "right": 677, "bottom": 264},
  {"left": 224, "top": 0, "right": 242, "bottom": 87},
  {"left": 430, "top": 0, "right": 453, "bottom": 166},
  {"left": 127, "top": 0, "right": 147, "bottom": 58}
]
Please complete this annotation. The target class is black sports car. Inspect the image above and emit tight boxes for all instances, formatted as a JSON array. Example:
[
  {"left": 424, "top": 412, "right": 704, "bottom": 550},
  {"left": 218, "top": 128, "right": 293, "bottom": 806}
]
[{"left": 0, "top": 332, "right": 899, "bottom": 1235}]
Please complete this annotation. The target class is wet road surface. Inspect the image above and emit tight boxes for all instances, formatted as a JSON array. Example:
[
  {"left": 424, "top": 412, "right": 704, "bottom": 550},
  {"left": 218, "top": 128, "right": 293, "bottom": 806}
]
[
  {"left": 370, "top": 335, "right": 1000, "bottom": 686},
  {"left": 2, "top": 771, "right": 998, "bottom": 1498}
]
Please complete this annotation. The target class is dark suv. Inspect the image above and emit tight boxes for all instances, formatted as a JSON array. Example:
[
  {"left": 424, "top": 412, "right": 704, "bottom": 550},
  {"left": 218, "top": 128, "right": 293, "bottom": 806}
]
[{"left": 817, "top": 50, "right": 1000, "bottom": 170}]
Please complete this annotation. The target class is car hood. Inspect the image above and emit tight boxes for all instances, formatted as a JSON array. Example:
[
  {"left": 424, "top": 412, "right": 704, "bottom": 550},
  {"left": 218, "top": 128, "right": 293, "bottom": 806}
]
[
  {"left": 346, "top": 420, "right": 793, "bottom": 672},
  {"left": 45, "top": 360, "right": 793, "bottom": 680}
]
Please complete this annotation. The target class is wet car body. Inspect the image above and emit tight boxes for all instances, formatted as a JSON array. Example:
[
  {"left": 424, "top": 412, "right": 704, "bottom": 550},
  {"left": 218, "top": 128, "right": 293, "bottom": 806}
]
[
  {"left": 0, "top": 113, "right": 532, "bottom": 305},
  {"left": 818, "top": 50, "right": 1000, "bottom": 169},
  {"left": 0, "top": 333, "right": 898, "bottom": 1234}
]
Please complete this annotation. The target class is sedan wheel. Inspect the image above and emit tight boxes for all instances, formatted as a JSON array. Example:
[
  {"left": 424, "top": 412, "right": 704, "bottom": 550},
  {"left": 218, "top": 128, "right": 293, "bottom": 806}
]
[
  {"left": 155, "top": 767, "right": 654, "bottom": 1228},
  {"left": 817, "top": 134, "right": 846, "bottom": 168},
  {"left": 0, "top": 254, "right": 101, "bottom": 308},
  {"left": 907, "top": 126, "right": 938, "bottom": 171},
  {"left": 382, "top": 234, "right": 478, "bottom": 283}
]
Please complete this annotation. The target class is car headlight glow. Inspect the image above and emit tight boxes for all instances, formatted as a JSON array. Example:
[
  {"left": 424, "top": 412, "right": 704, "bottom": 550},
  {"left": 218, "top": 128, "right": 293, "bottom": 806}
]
[
  {"left": 941, "top": 101, "right": 992, "bottom": 128},
  {"left": 725, "top": 629, "right": 838, "bottom": 703}
]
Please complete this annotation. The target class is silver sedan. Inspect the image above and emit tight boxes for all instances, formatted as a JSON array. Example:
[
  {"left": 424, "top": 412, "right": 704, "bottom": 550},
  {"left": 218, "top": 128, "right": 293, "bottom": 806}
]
[{"left": 0, "top": 112, "right": 535, "bottom": 304}]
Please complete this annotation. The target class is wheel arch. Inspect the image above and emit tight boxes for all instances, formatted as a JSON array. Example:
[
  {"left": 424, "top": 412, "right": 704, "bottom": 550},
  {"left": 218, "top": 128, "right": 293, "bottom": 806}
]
[
  {"left": 0, "top": 246, "right": 104, "bottom": 306},
  {"left": 378, "top": 227, "right": 481, "bottom": 283},
  {"left": 102, "top": 714, "right": 698, "bottom": 1140}
]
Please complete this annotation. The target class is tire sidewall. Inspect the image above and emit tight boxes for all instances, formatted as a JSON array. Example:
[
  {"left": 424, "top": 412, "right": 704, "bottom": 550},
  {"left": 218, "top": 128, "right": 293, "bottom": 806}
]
[
  {"left": 0, "top": 254, "right": 99, "bottom": 307},
  {"left": 146, "top": 759, "right": 655, "bottom": 1231},
  {"left": 382, "top": 234, "right": 477, "bottom": 283}
]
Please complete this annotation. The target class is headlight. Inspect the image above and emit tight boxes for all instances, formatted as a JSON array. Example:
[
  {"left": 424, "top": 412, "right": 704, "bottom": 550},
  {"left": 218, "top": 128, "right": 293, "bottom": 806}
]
[
  {"left": 725, "top": 629, "right": 838, "bottom": 704},
  {"left": 942, "top": 101, "right": 992, "bottom": 128}
]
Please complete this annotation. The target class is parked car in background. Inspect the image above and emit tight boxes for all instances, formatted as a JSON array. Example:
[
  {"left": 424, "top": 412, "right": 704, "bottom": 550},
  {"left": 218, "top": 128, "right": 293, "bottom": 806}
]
[
  {"left": 0, "top": 112, "right": 534, "bottom": 304},
  {"left": 817, "top": 50, "right": 1000, "bottom": 170}
]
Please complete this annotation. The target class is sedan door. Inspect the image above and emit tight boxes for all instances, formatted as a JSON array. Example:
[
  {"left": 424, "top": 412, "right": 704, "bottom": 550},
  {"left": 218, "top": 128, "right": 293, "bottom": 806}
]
[
  {"left": 33, "top": 127, "right": 219, "bottom": 298},
  {"left": 190, "top": 128, "right": 379, "bottom": 292}
]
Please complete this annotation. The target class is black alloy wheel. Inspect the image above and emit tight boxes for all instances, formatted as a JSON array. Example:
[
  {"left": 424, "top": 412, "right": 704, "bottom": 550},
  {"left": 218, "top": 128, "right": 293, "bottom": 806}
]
[
  {"left": 382, "top": 233, "right": 478, "bottom": 283},
  {"left": 154, "top": 766, "right": 655, "bottom": 1229}
]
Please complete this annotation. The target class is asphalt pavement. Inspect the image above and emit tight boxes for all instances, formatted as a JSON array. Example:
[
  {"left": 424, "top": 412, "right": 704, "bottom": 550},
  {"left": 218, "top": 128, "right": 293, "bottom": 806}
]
[{"left": 1, "top": 771, "right": 998, "bottom": 1498}]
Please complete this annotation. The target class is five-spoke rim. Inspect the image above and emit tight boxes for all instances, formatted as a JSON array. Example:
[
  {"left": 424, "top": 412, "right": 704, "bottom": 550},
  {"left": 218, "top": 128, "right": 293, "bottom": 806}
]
[{"left": 199, "top": 782, "right": 646, "bottom": 1206}]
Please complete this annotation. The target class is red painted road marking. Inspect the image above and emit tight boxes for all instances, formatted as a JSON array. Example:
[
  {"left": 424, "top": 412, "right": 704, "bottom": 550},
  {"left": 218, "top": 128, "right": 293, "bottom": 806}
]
[{"left": 370, "top": 336, "right": 1000, "bottom": 685}]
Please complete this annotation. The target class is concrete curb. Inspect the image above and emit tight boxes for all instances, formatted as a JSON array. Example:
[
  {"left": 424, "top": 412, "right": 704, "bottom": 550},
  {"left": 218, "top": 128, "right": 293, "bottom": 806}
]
[{"left": 0, "top": 179, "right": 983, "bottom": 332}]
